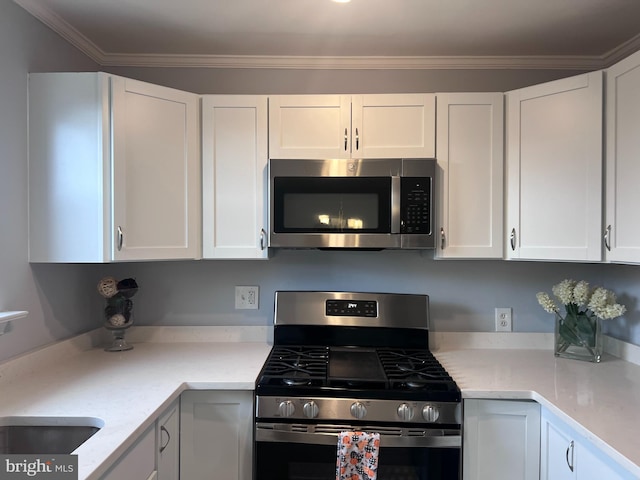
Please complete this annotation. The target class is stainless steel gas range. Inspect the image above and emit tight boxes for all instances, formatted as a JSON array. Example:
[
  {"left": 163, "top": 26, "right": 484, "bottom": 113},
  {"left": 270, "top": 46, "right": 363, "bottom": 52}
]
[{"left": 254, "top": 291, "right": 461, "bottom": 480}]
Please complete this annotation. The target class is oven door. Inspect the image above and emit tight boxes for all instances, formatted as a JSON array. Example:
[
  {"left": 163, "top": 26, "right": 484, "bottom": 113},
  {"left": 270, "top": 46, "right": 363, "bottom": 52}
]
[{"left": 255, "top": 422, "right": 461, "bottom": 480}]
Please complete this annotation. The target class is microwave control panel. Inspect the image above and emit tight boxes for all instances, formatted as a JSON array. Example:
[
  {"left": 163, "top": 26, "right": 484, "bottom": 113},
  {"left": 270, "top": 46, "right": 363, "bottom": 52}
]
[{"left": 400, "top": 177, "right": 431, "bottom": 234}]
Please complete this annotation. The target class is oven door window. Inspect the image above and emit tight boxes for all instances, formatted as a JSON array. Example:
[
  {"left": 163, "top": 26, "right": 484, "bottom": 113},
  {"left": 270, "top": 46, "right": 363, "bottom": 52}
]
[
  {"left": 273, "top": 177, "right": 391, "bottom": 233},
  {"left": 255, "top": 441, "right": 460, "bottom": 480}
]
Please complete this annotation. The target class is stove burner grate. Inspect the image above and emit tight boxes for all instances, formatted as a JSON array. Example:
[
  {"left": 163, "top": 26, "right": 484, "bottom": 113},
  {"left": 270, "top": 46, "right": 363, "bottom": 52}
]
[
  {"left": 378, "top": 348, "right": 458, "bottom": 392},
  {"left": 259, "top": 346, "right": 328, "bottom": 386}
]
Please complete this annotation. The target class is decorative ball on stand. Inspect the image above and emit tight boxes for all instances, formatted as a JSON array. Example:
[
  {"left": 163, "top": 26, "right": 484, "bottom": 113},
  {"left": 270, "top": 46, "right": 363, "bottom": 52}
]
[
  {"left": 108, "top": 313, "right": 127, "bottom": 327},
  {"left": 97, "top": 276, "right": 139, "bottom": 352},
  {"left": 97, "top": 276, "right": 118, "bottom": 299}
]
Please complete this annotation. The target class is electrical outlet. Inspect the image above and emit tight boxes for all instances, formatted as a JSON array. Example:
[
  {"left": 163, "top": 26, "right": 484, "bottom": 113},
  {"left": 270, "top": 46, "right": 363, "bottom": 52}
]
[
  {"left": 495, "top": 307, "right": 512, "bottom": 332},
  {"left": 235, "top": 286, "right": 259, "bottom": 309}
]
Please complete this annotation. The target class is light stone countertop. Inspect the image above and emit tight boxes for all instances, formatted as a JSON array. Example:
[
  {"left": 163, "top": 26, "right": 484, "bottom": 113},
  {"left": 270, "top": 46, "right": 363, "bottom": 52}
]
[
  {"left": 0, "top": 327, "right": 273, "bottom": 480},
  {"left": 432, "top": 345, "right": 640, "bottom": 478},
  {"left": 1, "top": 328, "right": 640, "bottom": 479}
]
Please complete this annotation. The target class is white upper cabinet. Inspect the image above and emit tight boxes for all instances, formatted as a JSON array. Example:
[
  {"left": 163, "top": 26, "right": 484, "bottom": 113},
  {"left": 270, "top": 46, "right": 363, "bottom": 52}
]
[
  {"left": 269, "top": 94, "right": 435, "bottom": 159},
  {"left": 111, "top": 76, "right": 199, "bottom": 261},
  {"left": 352, "top": 94, "right": 436, "bottom": 158},
  {"left": 435, "top": 93, "right": 504, "bottom": 259},
  {"left": 604, "top": 49, "right": 640, "bottom": 264},
  {"left": 201, "top": 96, "right": 269, "bottom": 259},
  {"left": 505, "top": 71, "right": 603, "bottom": 262},
  {"left": 29, "top": 72, "right": 200, "bottom": 262}
]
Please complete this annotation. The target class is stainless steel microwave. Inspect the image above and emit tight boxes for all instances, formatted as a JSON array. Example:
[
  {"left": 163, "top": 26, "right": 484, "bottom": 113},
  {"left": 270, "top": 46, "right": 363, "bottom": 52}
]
[{"left": 268, "top": 158, "right": 436, "bottom": 250}]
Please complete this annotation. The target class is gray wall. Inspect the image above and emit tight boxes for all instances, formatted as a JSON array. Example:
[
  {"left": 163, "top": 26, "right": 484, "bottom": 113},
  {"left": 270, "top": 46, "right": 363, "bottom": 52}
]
[
  {"left": 0, "top": 0, "right": 99, "bottom": 362},
  {"left": 97, "top": 253, "right": 608, "bottom": 336},
  {"left": 1, "top": 1, "right": 638, "bottom": 364},
  {"left": 104, "top": 66, "right": 589, "bottom": 95}
]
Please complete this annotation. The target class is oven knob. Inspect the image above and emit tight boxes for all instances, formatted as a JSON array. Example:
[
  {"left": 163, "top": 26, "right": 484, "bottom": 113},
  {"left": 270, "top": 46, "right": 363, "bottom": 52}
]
[
  {"left": 350, "top": 402, "right": 367, "bottom": 419},
  {"left": 422, "top": 404, "right": 440, "bottom": 423},
  {"left": 397, "top": 403, "right": 415, "bottom": 421},
  {"left": 303, "top": 401, "right": 319, "bottom": 419},
  {"left": 278, "top": 400, "right": 296, "bottom": 417}
]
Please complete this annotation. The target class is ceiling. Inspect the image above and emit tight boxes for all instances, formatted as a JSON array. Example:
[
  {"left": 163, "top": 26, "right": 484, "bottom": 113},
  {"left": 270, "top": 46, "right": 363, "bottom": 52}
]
[{"left": 13, "top": 0, "right": 640, "bottom": 70}]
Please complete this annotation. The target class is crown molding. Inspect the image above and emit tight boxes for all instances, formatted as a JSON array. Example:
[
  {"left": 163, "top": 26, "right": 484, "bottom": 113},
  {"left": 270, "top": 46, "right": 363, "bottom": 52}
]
[
  {"left": 14, "top": 0, "right": 640, "bottom": 71},
  {"left": 98, "top": 53, "right": 606, "bottom": 70},
  {"left": 599, "top": 32, "right": 640, "bottom": 67},
  {"left": 14, "top": 0, "right": 105, "bottom": 64}
]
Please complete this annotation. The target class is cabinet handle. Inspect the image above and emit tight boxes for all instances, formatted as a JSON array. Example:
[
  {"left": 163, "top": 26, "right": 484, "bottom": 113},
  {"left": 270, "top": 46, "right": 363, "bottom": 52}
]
[
  {"left": 159, "top": 425, "right": 171, "bottom": 453},
  {"left": 259, "top": 228, "right": 266, "bottom": 250},
  {"left": 604, "top": 225, "right": 611, "bottom": 251},
  {"left": 117, "top": 226, "right": 124, "bottom": 251},
  {"left": 355, "top": 127, "right": 359, "bottom": 151},
  {"left": 440, "top": 227, "right": 445, "bottom": 250},
  {"left": 565, "top": 440, "right": 574, "bottom": 472},
  {"left": 344, "top": 128, "right": 348, "bottom": 151},
  {"left": 510, "top": 228, "right": 516, "bottom": 251}
]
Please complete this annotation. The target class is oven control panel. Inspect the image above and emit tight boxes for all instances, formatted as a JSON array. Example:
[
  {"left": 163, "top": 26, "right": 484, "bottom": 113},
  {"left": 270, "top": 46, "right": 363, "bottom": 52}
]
[
  {"left": 256, "top": 396, "right": 461, "bottom": 426},
  {"left": 325, "top": 299, "right": 377, "bottom": 317}
]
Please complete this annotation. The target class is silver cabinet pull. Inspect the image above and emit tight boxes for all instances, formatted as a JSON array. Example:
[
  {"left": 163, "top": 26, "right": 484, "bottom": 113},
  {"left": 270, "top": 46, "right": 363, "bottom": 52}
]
[
  {"left": 565, "top": 440, "right": 574, "bottom": 472},
  {"left": 355, "top": 127, "right": 359, "bottom": 151},
  {"left": 510, "top": 228, "right": 516, "bottom": 251},
  {"left": 440, "top": 227, "right": 445, "bottom": 250},
  {"left": 604, "top": 225, "right": 611, "bottom": 251},
  {"left": 159, "top": 425, "right": 170, "bottom": 453},
  {"left": 260, "top": 228, "right": 266, "bottom": 250},
  {"left": 344, "top": 128, "right": 348, "bottom": 151},
  {"left": 117, "top": 226, "right": 124, "bottom": 251}
]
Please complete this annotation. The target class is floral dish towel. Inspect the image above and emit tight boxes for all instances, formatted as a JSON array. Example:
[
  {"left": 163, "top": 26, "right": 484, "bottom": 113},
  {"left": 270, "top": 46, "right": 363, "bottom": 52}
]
[{"left": 336, "top": 431, "right": 380, "bottom": 480}]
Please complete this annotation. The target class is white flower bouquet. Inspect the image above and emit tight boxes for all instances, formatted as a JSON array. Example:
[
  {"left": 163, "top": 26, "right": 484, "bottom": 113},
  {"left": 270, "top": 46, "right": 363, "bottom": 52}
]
[{"left": 537, "top": 279, "right": 626, "bottom": 362}]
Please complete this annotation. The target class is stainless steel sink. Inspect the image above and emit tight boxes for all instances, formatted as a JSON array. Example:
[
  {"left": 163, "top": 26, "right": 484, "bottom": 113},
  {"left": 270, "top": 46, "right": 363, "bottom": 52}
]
[{"left": 0, "top": 417, "right": 103, "bottom": 454}]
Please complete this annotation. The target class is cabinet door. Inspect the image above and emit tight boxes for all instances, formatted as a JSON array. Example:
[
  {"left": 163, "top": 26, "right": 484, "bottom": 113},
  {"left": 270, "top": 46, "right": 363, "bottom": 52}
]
[
  {"left": 463, "top": 399, "right": 540, "bottom": 480},
  {"left": 111, "top": 76, "right": 200, "bottom": 261},
  {"left": 505, "top": 72, "right": 602, "bottom": 261},
  {"left": 202, "top": 96, "right": 268, "bottom": 259},
  {"left": 435, "top": 93, "right": 504, "bottom": 259},
  {"left": 541, "top": 408, "right": 634, "bottom": 480},
  {"left": 180, "top": 390, "right": 253, "bottom": 480},
  {"left": 102, "top": 424, "right": 156, "bottom": 480},
  {"left": 157, "top": 401, "right": 179, "bottom": 480},
  {"left": 540, "top": 411, "right": 576, "bottom": 480},
  {"left": 605, "top": 49, "right": 640, "bottom": 264},
  {"left": 351, "top": 94, "right": 436, "bottom": 158},
  {"left": 269, "top": 95, "right": 351, "bottom": 159}
]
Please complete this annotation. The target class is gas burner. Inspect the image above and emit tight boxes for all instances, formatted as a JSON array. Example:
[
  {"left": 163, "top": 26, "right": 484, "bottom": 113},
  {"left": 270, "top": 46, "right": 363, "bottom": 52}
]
[
  {"left": 405, "top": 381, "right": 425, "bottom": 389},
  {"left": 283, "top": 378, "right": 311, "bottom": 386}
]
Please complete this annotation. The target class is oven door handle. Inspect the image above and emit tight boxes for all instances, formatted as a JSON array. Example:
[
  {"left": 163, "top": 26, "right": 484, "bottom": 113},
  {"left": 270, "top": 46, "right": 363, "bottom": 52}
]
[{"left": 255, "top": 424, "right": 461, "bottom": 448}]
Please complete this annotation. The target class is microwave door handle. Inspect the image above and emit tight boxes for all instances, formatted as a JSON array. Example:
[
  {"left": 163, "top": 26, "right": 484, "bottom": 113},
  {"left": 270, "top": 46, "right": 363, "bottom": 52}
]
[{"left": 391, "top": 176, "right": 401, "bottom": 234}]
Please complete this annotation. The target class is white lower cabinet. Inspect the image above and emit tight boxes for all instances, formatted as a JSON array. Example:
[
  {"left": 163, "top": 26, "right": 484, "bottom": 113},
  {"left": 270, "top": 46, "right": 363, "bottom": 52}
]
[
  {"left": 101, "top": 424, "right": 156, "bottom": 480},
  {"left": 180, "top": 390, "right": 253, "bottom": 480},
  {"left": 541, "top": 407, "right": 635, "bottom": 480},
  {"left": 101, "top": 401, "right": 179, "bottom": 480},
  {"left": 463, "top": 399, "right": 540, "bottom": 480},
  {"left": 157, "top": 400, "right": 180, "bottom": 480}
]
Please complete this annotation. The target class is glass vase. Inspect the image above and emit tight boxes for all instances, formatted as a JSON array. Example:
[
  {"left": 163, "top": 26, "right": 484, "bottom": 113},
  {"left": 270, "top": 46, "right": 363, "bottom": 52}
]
[{"left": 554, "top": 312, "right": 602, "bottom": 362}]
